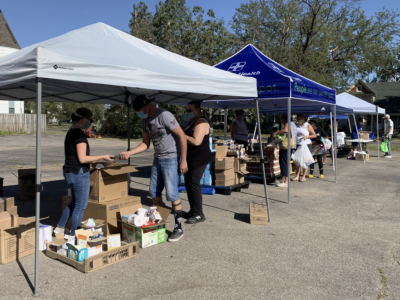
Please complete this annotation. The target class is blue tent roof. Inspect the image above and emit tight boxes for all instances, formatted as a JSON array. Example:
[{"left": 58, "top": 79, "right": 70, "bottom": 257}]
[
  {"left": 213, "top": 44, "right": 336, "bottom": 105},
  {"left": 259, "top": 105, "right": 352, "bottom": 115},
  {"left": 309, "top": 115, "right": 349, "bottom": 120}
]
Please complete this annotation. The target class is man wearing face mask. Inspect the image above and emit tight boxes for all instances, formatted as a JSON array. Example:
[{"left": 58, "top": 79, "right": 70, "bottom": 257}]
[
  {"left": 119, "top": 95, "right": 188, "bottom": 242},
  {"left": 231, "top": 109, "right": 248, "bottom": 147}
]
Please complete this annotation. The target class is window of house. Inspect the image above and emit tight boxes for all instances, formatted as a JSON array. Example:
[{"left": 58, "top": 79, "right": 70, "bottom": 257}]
[
  {"left": 356, "top": 84, "right": 363, "bottom": 92},
  {"left": 9, "top": 101, "right": 15, "bottom": 114}
]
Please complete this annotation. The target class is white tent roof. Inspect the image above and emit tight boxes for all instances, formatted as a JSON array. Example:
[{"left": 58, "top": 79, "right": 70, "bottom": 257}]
[
  {"left": 336, "top": 92, "right": 385, "bottom": 114},
  {"left": 0, "top": 22, "right": 256, "bottom": 105}
]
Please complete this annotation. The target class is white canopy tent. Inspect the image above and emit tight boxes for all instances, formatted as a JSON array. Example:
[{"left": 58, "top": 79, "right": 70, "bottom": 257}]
[
  {"left": 0, "top": 22, "right": 257, "bottom": 296},
  {"left": 337, "top": 92, "right": 386, "bottom": 160}
]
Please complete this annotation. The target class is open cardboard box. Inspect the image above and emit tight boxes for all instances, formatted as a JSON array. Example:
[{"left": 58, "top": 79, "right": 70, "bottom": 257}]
[
  {"left": 120, "top": 205, "right": 170, "bottom": 248},
  {"left": 89, "top": 162, "right": 138, "bottom": 202},
  {"left": 0, "top": 212, "right": 36, "bottom": 264}
]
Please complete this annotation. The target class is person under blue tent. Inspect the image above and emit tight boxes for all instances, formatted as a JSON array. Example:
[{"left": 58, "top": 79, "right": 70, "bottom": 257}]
[{"left": 351, "top": 117, "right": 363, "bottom": 151}]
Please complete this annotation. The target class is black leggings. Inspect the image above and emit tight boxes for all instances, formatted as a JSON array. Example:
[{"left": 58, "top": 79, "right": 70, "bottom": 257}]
[
  {"left": 236, "top": 139, "right": 248, "bottom": 148},
  {"left": 184, "top": 162, "right": 208, "bottom": 217},
  {"left": 310, "top": 155, "right": 323, "bottom": 175}
]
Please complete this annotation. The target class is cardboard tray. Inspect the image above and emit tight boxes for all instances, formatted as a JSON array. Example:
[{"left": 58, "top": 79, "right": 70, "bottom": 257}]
[{"left": 46, "top": 241, "right": 139, "bottom": 273}]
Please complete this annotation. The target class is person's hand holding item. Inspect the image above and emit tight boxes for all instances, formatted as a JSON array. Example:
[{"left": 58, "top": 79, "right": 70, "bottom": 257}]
[
  {"left": 102, "top": 155, "right": 115, "bottom": 162},
  {"left": 118, "top": 151, "right": 131, "bottom": 160},
  {"left": 180, "top": 160, "right": 188, "bottom": 174}
]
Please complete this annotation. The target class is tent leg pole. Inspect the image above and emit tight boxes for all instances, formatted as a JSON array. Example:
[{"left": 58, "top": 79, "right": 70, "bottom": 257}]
[
  {"left": 330, "top": 113, "right": 334, "bottom": 172},
  {"left": 33, "top": 78, "right": 42, "bottom": 297},
  {"left": 333, "top": 106, "right": 337, "bottom": 183},
  {"left": 287, "top": 98, "right": 291, "bottom": 204},
  {"left": 353, "top": 114, "right": 365, "bottom": 164},
  {"left": 376, "top": 106, "right": 379, "bottom": 160},
  {"left": 255, "top": 98, "right": 270, "bottom": 222},
  {"left": 224, "top": 109, "right": 227, "bottom": 140},
  {"left": 126, "top": 95, "right": 131, "bottom": 166}
]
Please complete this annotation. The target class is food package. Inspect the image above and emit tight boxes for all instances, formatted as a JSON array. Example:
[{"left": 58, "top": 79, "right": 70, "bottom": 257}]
[{"left": 150, "top": 211, "right": 162, "bottom": 224}]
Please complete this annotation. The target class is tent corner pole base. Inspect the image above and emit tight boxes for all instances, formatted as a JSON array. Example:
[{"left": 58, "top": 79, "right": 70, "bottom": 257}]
[
  {"left": 255, "top": 98, "right": 271, "bottom": 222},
  {"left": 287, "top": 97, "right": 291, "bottom": 204}
]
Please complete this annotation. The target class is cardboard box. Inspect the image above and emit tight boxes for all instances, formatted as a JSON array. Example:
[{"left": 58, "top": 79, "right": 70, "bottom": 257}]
[
  {"left": 215, "top": 157, "right": 234, "bottom": 170},
  {"left": 46, "top": 240, "right": 139, "bottom": 273},
  {"left": 6, "top": 206, "right": 17, "bottom": 216},
  {"left": 67, "top": 244, "right": 89, "bottom": 262},
  {"left": 215, "top": 179, "right": 235, "bottom": 187},
  {"left": 39, "top": 224, "right": 52, "bottom": 251},
  {"left": 75, "top": 229, "right": 106, "bottom": 257},
  {"left": 106, "top": 234, "right": 121, "bottom": 250},
  {"left": 215, "top": 170, "right": 235, "bottom": 181},
  {"left": 249, "top": 203, "right": 268, "bottom": 225},
  {"left": 89, "top": 162, "right": 138, "bottom": 202},
  {"left": 0, "top": 197, "right": 15, "bottom": 212},
  {"left": 62, "top": 195, "right": 142, "bottom": 236},
  {"left": 215, "top": 145, "right": 228, "bottom": 159},
  {"left": 120, "top": 205, "right": 169, "bottom": 248},
  {"left": 18, "top": 169, "right": 37, "bottom": 201},
  {"left": 355, "top": 153, "right": 370, "bottom": 161},
  {"left": 235, "top": 173, "right": 245, "bottom": 184},
  {"left": 233, "top": 157, "right": 249, "bottom": 172},
  {"left": 0, "top": 212, "right": 35, "bottom": 264},
  {"left": 359, "top": 132, "right": 370, "bottom": 140}
]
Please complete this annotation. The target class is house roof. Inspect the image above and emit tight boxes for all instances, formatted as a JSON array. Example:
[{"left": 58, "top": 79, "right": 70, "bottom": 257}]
[
  {"left": 365, "top": 82, "right": 400, "bottom": 113},
  {"left": 0, "top": 8, "right": 20, "bottom": 49}
]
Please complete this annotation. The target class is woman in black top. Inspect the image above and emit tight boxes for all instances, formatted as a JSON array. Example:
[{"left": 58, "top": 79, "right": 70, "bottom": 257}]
[
  {"left": 54, "top": 108, "right": 113, "bottom": 238},
  {"left": 307, "top": 120, "right": 328, "bottom": 179},
  {"left": 183, "top": 101, "right": 211, "bottom": 224}
]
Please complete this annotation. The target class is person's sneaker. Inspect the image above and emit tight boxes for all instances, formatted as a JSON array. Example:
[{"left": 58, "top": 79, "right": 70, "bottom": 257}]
[
  {"left": 187, "top": 215, "right": 206, "bottom": 224},
  {"left": 319, "top": 175, "right": 324, "bottom": 179},
  {"left": 384, "top": 155, "right": 392, "bottom": 158},
  {"left": 168, "top": 229, "right": 184, "bottom": 242},
  {"left": 276, "top": 182, "right": 288, "bottom": 188},
  {"left": 306, "top": 174, "right": 313, "bottom": 178},
  {"left": 183, "top": 211, "right": 193, "bottom": 219}
]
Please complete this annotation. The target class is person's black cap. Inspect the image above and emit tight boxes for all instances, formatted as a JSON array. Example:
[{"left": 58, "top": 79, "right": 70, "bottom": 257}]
[{"left": 132, "top": 94, "right": 154, "bottom": 111}]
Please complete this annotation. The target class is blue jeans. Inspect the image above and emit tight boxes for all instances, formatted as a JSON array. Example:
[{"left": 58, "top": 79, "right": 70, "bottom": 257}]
[
  {"left": 387, "top": 134, "right": 392, "bottom": 155},
  {"left": 58, "top": 168, "right": 90, "bottom": 235},
  {"left": 149, "top": 157, "right": 180, "bottom": 202}
]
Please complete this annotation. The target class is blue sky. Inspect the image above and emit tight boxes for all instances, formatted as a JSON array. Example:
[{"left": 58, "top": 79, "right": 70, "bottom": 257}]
[{"left": 1, "top": 0, "right": 399, "bottom": 48}]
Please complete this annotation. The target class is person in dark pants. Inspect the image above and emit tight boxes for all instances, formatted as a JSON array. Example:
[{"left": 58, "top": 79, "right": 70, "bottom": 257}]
[
  {"left": 182, "top": 101, "right": 211, "bottom": 224},
  {"left": 54, "top": 108, "right": 114, "bottom": 238},
  {"left": 308, "top": 120, "right": 328, "bottom": 179},
  {"left": 231, "top": 109, "right": 248, "bottom": 147}
]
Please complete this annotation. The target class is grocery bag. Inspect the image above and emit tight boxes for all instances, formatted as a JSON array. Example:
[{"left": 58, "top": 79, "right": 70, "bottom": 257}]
[
  {"left": 380, "top": 139, "right": 388, "bottom": 152},
  {"left": 325, "top": 139, "right": 332, "bottom": 150},
  {"left": 292, "top": 140, "right": 314, "bottom": 169}
]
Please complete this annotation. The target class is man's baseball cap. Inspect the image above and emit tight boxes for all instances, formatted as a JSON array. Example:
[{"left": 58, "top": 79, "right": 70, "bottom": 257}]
[
  {"left": 132, "top": 94, "right": 154, "bottom": 111},
  {"left": 383, "top": 114, "right": 390, "bottom": 119}
]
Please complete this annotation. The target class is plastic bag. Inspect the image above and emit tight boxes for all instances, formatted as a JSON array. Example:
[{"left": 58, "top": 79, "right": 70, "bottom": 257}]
[
  {"left": 325, "top": 139, "right": 332, "bottom": 150},
  {"left": 380, "top": 139, "right": 388, "bottom": 152},
  {"left": 292, "top": 140, "right": 314, "bottom": 169}
]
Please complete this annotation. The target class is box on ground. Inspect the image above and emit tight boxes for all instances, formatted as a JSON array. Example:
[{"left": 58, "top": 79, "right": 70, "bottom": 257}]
[
  {"left": 121, "top": 205, "right": 169, "bottom": 248},
  {"left": 215, "top": 169, "right": 235, "bottom": 181},
  {"left": 0, "top": 197, "right": 15, "bottom": 212},
  {"left": 249, "top": 203, "right": 268, "bottom": 225},
  {"left": 18, "top": 169, "right": 37, "bottom": 201},
  {"left": 0, "top": 212, "right": 35, "bottom": 264},
  {"left": 355, "top": 153, "right": 370, "bottom": 161},
  {"left": 46, "top": 240, "right": 139, "bottom": 273},
  {"left": 89, "top": 162, "right": 138, "bottom": 203},
  {"left": 215, "top": 157, "right": 234, "bottom": 170},
  {"left": 62, "top": 195, "right": 141, "bottom": 236}
]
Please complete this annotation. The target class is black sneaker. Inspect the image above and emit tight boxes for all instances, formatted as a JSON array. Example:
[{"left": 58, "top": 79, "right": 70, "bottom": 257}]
[
  {"left": 168, "top": 229, "right": 184, "bottom": 242},
  {"left": 187, "top": 215, "right": 206, "bottom": 224},
  {"left": 183, "top": 211, "right": 193, "bottom": 219}
]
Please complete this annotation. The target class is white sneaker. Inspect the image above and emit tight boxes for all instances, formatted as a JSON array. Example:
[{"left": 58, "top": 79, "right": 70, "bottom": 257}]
[
  {"left": 276, "top": 182, "right": 288, "bottom": 188},
  {"left": 53, "top": 227, "right": 65, "bottom": 235},
  {"left": 384, "top": 155, "right": 392, "bottom": 158}
]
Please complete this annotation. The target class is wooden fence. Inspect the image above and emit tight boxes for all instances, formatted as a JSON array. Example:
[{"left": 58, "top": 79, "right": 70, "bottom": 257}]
[{"left": 0, "top": 114, "right": 47, "bottom": 133}]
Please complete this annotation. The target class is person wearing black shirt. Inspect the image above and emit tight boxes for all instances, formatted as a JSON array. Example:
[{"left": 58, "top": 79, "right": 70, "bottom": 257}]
[
  {"left": 307, "top": 120, "right": 328, "bottom": 179},
  {"left": 54, "top": 108, "right": 114, "bottom": 238}
]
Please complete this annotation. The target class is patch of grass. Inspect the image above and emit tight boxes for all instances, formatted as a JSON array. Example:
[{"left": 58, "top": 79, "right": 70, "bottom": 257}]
[
  {"left": 376, "top": 267, "right": 387, "bottom": 300},
  {"left": 367, "top": 143, "right": 400, "bottom": 153},
  {"left": 0, "top": 130, "right": 16, "bottom": 136}
]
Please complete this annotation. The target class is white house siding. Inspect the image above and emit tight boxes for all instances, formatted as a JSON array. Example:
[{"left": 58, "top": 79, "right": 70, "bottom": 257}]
[{"left": 0, "top": 46, "right": 23, "bottom": 113}]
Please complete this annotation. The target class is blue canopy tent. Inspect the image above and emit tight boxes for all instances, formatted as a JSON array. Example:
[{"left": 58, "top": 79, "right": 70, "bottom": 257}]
[
  {"left": 206, "top": 45, "right": 338, "bottom": 210},
  {"left": 308, "top": 115, "right": 348, "bottom": 119}
]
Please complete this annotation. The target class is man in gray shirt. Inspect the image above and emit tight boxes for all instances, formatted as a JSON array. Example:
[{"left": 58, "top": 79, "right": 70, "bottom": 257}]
[{"left": 119, "top": 95, "right": 188, "bottom": 242}]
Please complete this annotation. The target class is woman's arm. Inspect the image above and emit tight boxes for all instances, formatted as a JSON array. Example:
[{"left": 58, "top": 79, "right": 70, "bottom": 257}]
[
  {"left": 305, "top": 125, "right": 317, "bottom": 140},
  {"left": 187, "top": 121, "right": 209, "bottom": 146},
  {"left": 77, "top": 143, "right": 114, "bottom": 164},
  {"left": 273, "top": 123, "right": 288, "bottom": 136},
  {"left": 231, "top": 122, "right": 237, "bottom": 140}
]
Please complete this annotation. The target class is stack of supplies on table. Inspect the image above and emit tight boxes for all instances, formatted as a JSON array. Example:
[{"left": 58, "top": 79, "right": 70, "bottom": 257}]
[
  {"left": 246, "top": 145, "right": 281, "bottom": 178},
  {"left": 214, "top": 145, "right": 249, "bottom": 187}
]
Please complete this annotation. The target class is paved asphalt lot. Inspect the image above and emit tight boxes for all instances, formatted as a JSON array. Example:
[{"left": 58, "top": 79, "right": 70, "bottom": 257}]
[{"left": 0, "top": 134, "right": 399, "bottom": 300}]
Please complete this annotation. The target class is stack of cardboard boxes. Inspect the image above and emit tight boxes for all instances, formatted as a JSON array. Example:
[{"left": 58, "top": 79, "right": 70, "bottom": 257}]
[
  {"left": 214, "top": 146, "right": 249, "bottom": 187},
  {"left": 0, "top": 197, "right": 36, "bottom": 264},
  {"left": 246, "top": 145, "right": 281, "bottom": 178}
]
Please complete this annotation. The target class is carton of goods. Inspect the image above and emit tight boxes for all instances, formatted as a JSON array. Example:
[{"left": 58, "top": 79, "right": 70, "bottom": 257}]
[
  {"left": 106, "top": 234, "right": 121, "bottom": 250},
  {"left": 215, "top": 145, "right": 228, "bottom": 159},
  {"left": 215, "top": 157, "right": 234, "bottom": 170},
  {"left": 235, "top": 172, "right": 247, "bottom": 184},
  {"left": 249, "top": 203, "right": 268, "bottom": 225},
  {"left": 46, "top": 233, "right": 139, "bottom": 273},
  {"left": 17, "top": 169, "right": 37, "bottom": 201},
  {"left": 215, "top": 179, "right": 235, "bottom": 187},
  {"left": 39, "top": 224, "right": 53, "bottom": 251},
  {"left": 0, "top": 211, "right": 35, "bottom": 264},
  {"left": 215, "top": 169, "right": 235, "bottom": 181},
  {"left": 75, "top": 230, "right": 106, "bottom": 257},
  {"left": 359, "top": 132, "right": 370, "bottom": 140},
  {"left": 0, "top": 197, "right": 15, "bottom": 212},
  {"left": 121, "top": 206, "right": 169, "bottom": 248},
  {"left": 89, "top": 162, "right": 138, "bottom": 202},
  {"left": 62, "top": 195, "right": 141, "bottom": 236},
  {"left": 355, "top": 153, "right": 370, "bottom": 161}
]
